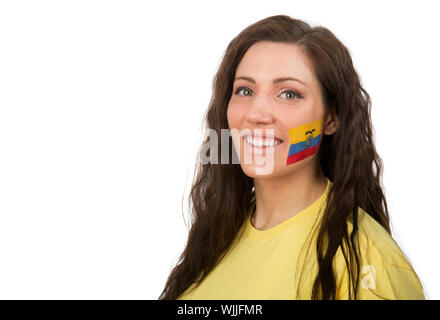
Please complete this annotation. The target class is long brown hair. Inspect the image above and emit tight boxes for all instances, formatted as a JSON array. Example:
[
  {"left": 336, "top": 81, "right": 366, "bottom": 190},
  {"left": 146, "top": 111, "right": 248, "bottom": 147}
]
[{"left": 159, "top": 14, "right": 394, "bottom": 300}]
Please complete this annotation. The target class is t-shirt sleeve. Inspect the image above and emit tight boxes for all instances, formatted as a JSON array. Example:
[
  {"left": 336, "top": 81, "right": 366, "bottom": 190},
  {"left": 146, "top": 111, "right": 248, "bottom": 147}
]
[
  {"left": 334, "top": 228, "right": 425, "bottom": 300},
  {"left": 334, "top": 210, "right": 426, "bottom": 300},
  {"left": 336, "top": 262, "right": 425, "bottom": 300}
]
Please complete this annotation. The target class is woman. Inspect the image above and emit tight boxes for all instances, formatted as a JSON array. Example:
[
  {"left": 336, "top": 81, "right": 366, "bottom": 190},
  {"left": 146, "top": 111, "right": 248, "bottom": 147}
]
[{"left": 159, "top": 15, "right": 425, "bottom": 300}]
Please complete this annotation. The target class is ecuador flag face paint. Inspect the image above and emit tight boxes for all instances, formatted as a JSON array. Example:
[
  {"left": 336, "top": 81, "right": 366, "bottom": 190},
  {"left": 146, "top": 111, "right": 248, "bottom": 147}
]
[{"left": 286, "top": 118, "right": 323, "bottom": 165}]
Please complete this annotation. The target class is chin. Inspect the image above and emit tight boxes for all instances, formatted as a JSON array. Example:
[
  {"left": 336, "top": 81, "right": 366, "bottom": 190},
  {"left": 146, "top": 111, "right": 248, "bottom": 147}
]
[{"left": 239, "top": 162, "right": 279, "bottom": 178}]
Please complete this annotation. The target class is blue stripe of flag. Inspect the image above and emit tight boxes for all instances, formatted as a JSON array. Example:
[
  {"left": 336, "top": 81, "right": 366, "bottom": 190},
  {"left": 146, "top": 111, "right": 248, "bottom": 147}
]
[{"left": 288, "top": 134, "right": 321, "bottom": 157}]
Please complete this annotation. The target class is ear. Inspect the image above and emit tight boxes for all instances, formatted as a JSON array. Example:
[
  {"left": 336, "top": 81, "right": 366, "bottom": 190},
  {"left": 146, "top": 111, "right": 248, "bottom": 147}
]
[{"left": 323, "top": 108, "right": 339, "bottom": 135}]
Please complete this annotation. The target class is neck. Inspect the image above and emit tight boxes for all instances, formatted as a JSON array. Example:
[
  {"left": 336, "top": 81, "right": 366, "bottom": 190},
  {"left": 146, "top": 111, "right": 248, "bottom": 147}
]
[{"left": 251, "top": 162, "right": 328, "bottom": 230}]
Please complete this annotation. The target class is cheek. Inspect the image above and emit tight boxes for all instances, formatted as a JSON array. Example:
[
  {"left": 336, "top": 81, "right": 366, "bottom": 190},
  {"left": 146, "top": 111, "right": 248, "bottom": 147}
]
[
  {"left": 226, "top": 102, "right": 244, "bottom": 128},
  {"left": 286, "top": 117, "right": 323, "bottom": 166}
]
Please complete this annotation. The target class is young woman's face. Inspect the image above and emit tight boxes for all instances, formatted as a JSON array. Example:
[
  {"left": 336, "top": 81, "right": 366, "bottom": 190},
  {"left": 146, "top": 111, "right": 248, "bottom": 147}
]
[{"left": 227, "top": 41, "right": 327, "bottom": 177}]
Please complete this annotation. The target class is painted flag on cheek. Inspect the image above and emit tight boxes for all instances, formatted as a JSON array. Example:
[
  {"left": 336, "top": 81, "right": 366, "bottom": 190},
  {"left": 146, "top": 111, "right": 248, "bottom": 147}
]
[{"left": 286, "top": 118, "right": 323, "bottom": 165}]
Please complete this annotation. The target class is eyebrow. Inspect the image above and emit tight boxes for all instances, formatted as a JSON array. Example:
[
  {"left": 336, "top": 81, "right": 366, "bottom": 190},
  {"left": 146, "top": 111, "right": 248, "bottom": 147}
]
[{"left": 234, "top": 76, "right": 308, "bottom": 87}]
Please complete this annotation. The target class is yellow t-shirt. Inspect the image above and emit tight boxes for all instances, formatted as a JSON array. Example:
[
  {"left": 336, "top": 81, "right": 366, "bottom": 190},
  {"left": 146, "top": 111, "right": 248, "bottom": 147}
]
[{"left": 177, "top": 177, "right": 425, "bottom": 300}]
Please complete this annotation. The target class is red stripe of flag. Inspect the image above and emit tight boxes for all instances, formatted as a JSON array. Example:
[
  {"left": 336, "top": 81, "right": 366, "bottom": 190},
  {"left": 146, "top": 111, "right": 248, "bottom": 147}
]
[{"left": 286, "top": 145, "right": 319, "bottom": 165}]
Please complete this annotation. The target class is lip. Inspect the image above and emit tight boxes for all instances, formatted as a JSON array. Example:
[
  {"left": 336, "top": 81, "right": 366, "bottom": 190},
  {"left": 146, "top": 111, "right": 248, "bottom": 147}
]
[
  {"left": 242, "top": 135, "right": 285, "bottom": 154},
  {"left": 244, "top": 131, "right": 284, "bottom": 143},
  {"left": 243, "top": 134, "right": 284, "bottom": 144}
]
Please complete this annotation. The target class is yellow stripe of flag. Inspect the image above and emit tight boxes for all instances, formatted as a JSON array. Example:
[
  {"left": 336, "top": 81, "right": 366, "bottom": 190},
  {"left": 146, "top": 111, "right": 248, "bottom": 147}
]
[{"left": 288, "top": 118, "right": 323, "bottom": 145}]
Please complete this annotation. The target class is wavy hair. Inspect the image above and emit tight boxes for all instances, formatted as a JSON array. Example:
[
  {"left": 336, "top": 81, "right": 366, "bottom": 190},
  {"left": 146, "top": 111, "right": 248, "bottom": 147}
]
[{"left": 159, "top": 14, "right": 394, "bottom": 300}]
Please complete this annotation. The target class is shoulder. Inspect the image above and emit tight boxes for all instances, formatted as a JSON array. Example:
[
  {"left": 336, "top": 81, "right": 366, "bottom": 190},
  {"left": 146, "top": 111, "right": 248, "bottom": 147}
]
[
  {"left": 334, "top": 207, "right": 425, "bottom": 300},
  {"left": 352, "top": 208, "right": 412, "bottom": 268}
]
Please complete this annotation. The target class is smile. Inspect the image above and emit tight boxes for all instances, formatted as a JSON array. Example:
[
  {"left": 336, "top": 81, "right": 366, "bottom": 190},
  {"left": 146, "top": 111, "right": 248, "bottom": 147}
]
[{"left": 244, "top": 135, "right": 284, "bottom": 148}]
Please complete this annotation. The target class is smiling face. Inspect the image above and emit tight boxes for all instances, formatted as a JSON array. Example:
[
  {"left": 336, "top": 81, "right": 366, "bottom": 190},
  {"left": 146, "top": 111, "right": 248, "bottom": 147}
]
[{"left": 227, "top": 41, "right": 328, "bottom": 178}]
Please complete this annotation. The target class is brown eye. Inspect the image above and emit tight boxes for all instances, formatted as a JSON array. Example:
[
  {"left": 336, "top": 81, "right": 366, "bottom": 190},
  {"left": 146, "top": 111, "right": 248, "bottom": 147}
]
[{"left": 235, "top": 87, "right": 253, "bottom": 96}]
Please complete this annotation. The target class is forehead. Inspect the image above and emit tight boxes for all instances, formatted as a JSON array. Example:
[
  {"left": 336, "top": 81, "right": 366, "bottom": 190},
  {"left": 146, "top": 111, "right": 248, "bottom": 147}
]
[{"left": 235, "top": 41, "right": 316, "bottom": 86}]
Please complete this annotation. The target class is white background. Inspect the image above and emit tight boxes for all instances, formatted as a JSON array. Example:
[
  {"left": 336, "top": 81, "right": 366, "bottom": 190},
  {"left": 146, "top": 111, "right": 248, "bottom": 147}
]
[{"left": 0, "top": 0, "right": 438, "bottom": 299}]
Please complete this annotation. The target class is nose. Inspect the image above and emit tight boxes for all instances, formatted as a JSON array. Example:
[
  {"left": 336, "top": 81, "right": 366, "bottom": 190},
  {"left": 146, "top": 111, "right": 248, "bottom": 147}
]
[{"left": 245, "top": 95, "right": 275, "bottom": 125}]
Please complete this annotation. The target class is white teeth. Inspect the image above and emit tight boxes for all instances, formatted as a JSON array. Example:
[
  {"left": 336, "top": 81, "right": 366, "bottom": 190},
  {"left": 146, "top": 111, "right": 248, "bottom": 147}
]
[{"left": 245, "top": 135, "right": 282, "bottom": 147}]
